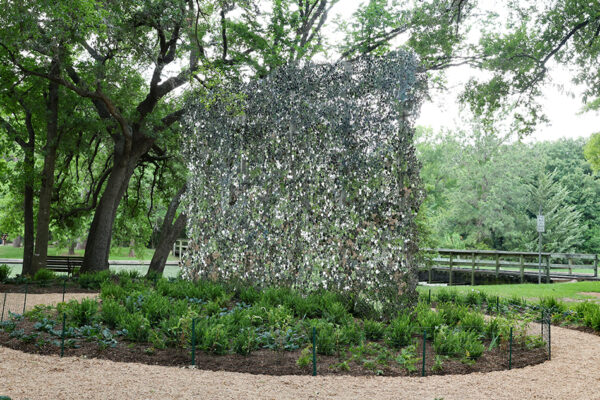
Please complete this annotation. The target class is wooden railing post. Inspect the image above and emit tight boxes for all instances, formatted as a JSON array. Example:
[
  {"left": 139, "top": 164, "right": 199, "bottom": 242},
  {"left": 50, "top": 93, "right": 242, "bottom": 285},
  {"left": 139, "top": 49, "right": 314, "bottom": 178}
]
[
  {"left": 495, "top": 253, "right": 500, "bottom": 279},
  {"left": 546, "top": 255, "right": 551, "bottom": 283},
  {"left": 595, "top": 254, "right": 598, "bottom": 278},
  {"left": 519, "top": 255, "right": 524, "bottom": 284},
  {"left": 471, "top": 252, "right": 475, "bottom": 286},
  {"left": 568, "top": 257, "right": 573, "bottom": 275},
  {"left": 449, "top": 254, "right": 453, "bottom": 286}
]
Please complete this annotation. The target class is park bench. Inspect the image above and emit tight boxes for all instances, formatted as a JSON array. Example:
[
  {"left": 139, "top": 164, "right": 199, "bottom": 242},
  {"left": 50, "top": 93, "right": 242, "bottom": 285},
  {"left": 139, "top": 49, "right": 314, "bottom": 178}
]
[{"left": 45, "top": 255, "right": 83, "bottom": 276}]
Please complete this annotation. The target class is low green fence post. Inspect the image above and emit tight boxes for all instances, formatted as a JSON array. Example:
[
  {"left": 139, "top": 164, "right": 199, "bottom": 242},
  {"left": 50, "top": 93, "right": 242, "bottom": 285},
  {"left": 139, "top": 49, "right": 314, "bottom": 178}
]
[
  {"left": 22, "top": 283, "right": 28, "bottom": 315},
  {"left": 1, "top": 292, "right": 6, "bottom": 322},
  {"left": 191, "top": 318, "right": 196, "bottom": 367},
  {"left": 62, "top": 278, "right": 66, "bottom": 303},
  {"left": 548, "top": 318, "right": 551, "bottom": 361},
  {"left": 312, "top": 326, "right": 317, "bottom": 376},
  {"left": 508, "top": 327, "right": 513, "bottom": 370},
  {"left": 428, "top": 289, "right": 431, "bottom": 305},
  {"left": 496, "top": 296, "right": 499, "bottom": 314},
  {"left": 60, "top": 312, "right": 66, "bottom": 358},
  {"left": 421, "top": 329, "right": 427, "bottom": 377}
]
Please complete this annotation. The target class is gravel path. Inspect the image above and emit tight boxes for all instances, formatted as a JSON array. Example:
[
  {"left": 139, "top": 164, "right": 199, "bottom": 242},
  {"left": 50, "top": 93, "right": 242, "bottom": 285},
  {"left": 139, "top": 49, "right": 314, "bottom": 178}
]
[{"left": 2, "top": 294, "right": 600, "bottom": 399}]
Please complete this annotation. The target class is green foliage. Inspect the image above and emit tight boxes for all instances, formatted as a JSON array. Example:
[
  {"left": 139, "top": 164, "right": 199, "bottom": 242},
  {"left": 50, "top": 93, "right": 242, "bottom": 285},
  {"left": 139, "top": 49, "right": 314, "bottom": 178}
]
[
  {"left": 119, "top": 313, "right": 150, "bottom": 343},
  {"left": 395, "top": 344, "right": 419, "bottom": 372},
  {"left": 32, "top": 268, "right": 56, "bottom": 283},
  {"left": 433, "top": 327, "right": 484, "bottom": 359},
  {"left": 100, "top": 299, "right": 125, "bottom": 329},
  {"left": 336, "top": 322, "right": 363, "bottom": 346},
  {"left": 64, "top": 298, "right": 99, "bottom": 326},
  {"left": 296, "top": 345, "right": 313, "bottom": 369},
  {"left": 385, "top": 314, "right": 413, "bottom": 349},
  {"left": 0, "top": 264, "right": 10, "bottom": 282},
  {"left": 418, "top": 132, "right": 597, "bottom": 253},
  {"left": 232, "top": 327, "right": 258, "bottom": 355},
  {"left": 78, "top": 271, "right": 111, "bottom": 290},
  {"left": 363, "top": 319, "right": 385, "bottom": 341}
]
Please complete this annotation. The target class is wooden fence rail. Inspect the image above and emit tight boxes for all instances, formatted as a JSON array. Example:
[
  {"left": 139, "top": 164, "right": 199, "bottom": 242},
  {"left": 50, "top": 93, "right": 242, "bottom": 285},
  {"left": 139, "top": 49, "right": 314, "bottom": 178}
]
[{"left": 421, "top": 248, "right": 599, "bottom": 285}]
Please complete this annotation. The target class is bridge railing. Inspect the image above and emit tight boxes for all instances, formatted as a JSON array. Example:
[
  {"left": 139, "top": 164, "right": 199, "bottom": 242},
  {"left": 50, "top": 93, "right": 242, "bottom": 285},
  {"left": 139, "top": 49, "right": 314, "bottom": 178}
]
[{"left": 421, "top": 248, "right": 599, "bottom": 285}]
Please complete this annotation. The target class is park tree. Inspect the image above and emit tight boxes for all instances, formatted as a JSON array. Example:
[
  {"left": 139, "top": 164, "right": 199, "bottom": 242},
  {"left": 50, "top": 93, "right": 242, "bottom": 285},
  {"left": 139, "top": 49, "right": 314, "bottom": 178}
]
[
  {"left": 0, "top": 0, "right": 479, "bottom": 277},
  {"left": 462, "top": 0, "right": 600, "bottom": 134}
]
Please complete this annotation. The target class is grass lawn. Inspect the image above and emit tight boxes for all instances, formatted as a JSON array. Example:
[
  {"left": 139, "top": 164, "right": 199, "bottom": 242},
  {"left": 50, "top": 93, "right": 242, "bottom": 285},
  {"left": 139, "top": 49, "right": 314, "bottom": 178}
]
[
  {"left": 2, "top": 263, "right": 181, "bottom": 279},
  {"left": 418, "top": 281, "right": 600, "bottom": 303},
  {"left": 0, "top": 245, "right": 181, "bottom": 279},
  {"left": 0, "top": 245, "right": 178, "bottom": 261}
]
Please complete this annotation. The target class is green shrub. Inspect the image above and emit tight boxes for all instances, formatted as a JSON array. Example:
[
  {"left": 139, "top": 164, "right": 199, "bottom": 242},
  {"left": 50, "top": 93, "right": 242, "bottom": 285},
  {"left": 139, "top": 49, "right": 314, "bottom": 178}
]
[
  {"left": 232, "top": 328, "right": 257, "bottom": 355},
  {"left": 576, "top": 302, "right": 600, "bottom": 330},
  {"left": 464, "top": 290, "right": 481, "bottom": 306},
  {"left": 100, "top": 282, "right": 127, "bottom": 301},
  {"left": 308, "top": 320, "right": 335, "bottom": 355},
  {"left": 439, "top": 303, "right": 468, "bottom": 327},
  {"left": 296, "top": 345, "right": 313, "bottom": 368},
  {"left": 33, "top": 268, "right": 56, "bottom": 283},
  {"left": 539, "top": 297, "right": 566, "bottom": 314},
  {"left": 363, "top": 319, "right": 385, "bottom": 341},
  {"left": 66, "top": 298, "right": 99, "bottom": 326},
  {"left": 289, "top": 294, "right": 320, "bottom": 319},
  {"left": 100, "top": 299, "right": 126, "bottom": 329},
  {"left": 416, "top": 307, "right": 444, "bottom": 334},
  {"left": 78, "top": 271, "right": 111, "bottom": 289},
  {"left": 323, "top": 301, "right": 350, "bottom": 325},
  {"left": 436, "top": 289, "right": 458, "bottom": 303},
  {"left": 582, "top": 305, "right": 600, "bottom": 330},
  {"left": 120, "top": 312, "right": 150, "bottom": 342},
  {"left": 0, "top": 264, "right": 11, "bottom": 282},
  {"left": 433, "top": 327, "right": 484, "bottom": 359},
  {"left": 140, "top": 292, "right": 172, "bottom": 325},
  {"left": 385, "top": 314, "right": 413, "bottom": 349},
  {"left": 237, "top": 285, "right": 260, "bottom": 304},
  {"left": 459, "top": 312, "right": 485, "bottom": 334},
  {"left": 337, "top": 322, "right": 363, "bottom": 346},
  {"left": 202, "top": 323, "right": 230, "bottom": 355}
]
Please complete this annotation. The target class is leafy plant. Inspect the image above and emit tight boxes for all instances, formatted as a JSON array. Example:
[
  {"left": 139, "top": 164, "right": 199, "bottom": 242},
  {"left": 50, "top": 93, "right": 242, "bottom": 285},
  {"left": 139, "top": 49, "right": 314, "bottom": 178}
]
[
  {"left": 0, "top": 264, "right": 11, "bottom": 282},
  {"left": 363, "top": 319, "right": 385, "bottom": 341},
  {"left": 66, "top": 298, "right": 99, "bottom": 326},
  {"left": 119, "top": 312, "right": 150, "bottom": 342},
  {"left": 296, "top": 345, "right": 313, "bottom": 368},
  {"left": 395, "top": 344, "right": 418, "bottom": 372},
  {"left": 385, "top": 314, "right": 413, "bottom": 349},
  {"left": 232, "top": 328, "right": 257, "bottom": 355},
  {"left": 33, "top": 268, "right": 56, "bottom": 283}
]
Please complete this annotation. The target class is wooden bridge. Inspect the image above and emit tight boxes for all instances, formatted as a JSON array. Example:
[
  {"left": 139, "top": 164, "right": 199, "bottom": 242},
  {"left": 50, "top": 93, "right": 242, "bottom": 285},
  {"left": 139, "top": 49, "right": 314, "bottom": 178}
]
[{"left": 420, "top": 248, "right": 599, "bottom": 285}]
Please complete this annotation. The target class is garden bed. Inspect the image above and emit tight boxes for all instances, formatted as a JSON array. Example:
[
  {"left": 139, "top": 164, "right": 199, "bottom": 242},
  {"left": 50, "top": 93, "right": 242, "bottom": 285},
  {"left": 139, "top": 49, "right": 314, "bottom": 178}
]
[
  {"left": 0, "top": 273, "right": 550, "bottom": 377},
  {"left": 0, "top": 315, "right": 547, "bottom": 376}
]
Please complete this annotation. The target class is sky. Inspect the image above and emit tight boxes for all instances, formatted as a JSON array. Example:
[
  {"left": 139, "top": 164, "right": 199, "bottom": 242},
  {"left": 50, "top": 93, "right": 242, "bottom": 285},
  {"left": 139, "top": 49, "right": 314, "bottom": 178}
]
[
  {"left": 327, "top": 0, "right": 600, "bottom": 143},
  {"left": 416, "top": 62, "right": 600, "bottom": 143}
]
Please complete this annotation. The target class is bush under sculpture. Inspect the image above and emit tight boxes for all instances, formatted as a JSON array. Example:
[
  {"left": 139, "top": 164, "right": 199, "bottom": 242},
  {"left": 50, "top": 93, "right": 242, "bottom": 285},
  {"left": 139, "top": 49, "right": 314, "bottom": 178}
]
[{"left": 181, "top": 50, "right": 425, "bottom": 309}]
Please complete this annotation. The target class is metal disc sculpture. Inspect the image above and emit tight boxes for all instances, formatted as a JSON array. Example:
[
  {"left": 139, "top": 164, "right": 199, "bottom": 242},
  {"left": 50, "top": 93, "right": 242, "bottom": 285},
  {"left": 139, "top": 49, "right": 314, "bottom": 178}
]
[{"left": 181, "top": 50, "right": 425, "bottom": 309}]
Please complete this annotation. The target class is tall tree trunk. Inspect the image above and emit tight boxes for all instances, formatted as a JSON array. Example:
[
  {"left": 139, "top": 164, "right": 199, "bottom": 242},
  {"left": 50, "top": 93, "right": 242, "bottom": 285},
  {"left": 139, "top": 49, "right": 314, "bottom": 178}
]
[
  {"left": 81, "top": 136, "right": 153, "bottom": 273},
  {"left": 17, "top": 100, "right": 36, "bottom": 276},
  {"left": 147, "top": 184, "right": 187, "bottom": 277},
  {"left": 68, "top": 240, "right": 76, "bottom": 255},
  {"left": 30, "top": 58, "right": 60, "bottom": 276},
  {"left": 75, "top": 238, "right": 86, "bottom": 250},
  {"left": 12, "top": 236, "right": 22, "bottom": 247},
  {"left": 21, "top": 147, "right": 35, "bottom": 277}
]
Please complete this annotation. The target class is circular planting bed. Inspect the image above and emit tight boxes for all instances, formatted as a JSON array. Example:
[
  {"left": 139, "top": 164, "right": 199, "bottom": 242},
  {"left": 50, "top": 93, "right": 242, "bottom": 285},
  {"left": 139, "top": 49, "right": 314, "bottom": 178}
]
[{"left": 0, "top": 278, "right": 549, "bottom": 378}]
